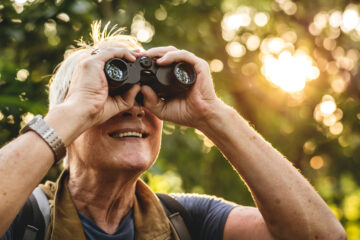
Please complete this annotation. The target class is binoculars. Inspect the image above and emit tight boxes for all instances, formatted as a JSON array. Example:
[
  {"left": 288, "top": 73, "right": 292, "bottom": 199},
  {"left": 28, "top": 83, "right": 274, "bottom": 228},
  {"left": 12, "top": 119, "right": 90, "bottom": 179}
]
[{"left": 104, "top": 56, "right": 197, "bottom": 100}]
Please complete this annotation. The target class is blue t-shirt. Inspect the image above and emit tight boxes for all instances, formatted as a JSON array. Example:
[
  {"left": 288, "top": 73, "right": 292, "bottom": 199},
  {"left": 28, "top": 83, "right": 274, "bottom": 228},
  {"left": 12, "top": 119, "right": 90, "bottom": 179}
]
[
  {"left": 78, "top": 208, "right": 135, "bottom": 239},
  {"left": 1, "top": 193, "right": 235, "bottom": 240}
]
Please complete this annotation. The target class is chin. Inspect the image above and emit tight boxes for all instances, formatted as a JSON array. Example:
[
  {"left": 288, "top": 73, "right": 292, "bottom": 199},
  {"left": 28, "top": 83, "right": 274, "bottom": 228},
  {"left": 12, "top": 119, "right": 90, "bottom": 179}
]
[{"left": 112, "top": 153, "right": 154, "bottom": 172}]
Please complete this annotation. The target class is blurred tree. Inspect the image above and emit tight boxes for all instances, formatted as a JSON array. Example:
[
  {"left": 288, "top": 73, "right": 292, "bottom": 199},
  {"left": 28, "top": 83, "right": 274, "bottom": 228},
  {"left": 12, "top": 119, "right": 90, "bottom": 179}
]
[{"left": 1, "top": 0, "right": 360, "bottom": 237}]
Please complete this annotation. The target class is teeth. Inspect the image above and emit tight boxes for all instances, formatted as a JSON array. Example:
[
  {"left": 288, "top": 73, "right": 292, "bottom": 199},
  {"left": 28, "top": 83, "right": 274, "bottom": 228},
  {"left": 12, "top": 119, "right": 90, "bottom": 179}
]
[{"left": 111, "top": 131, "right": 143, "bottom": 138}]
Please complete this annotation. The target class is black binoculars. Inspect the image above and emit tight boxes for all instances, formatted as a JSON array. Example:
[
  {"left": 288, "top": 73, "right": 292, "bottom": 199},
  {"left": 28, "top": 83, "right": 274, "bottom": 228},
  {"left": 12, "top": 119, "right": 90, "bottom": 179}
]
[{"left": 104, "top": 56, "right": 197, "bottom": 100}]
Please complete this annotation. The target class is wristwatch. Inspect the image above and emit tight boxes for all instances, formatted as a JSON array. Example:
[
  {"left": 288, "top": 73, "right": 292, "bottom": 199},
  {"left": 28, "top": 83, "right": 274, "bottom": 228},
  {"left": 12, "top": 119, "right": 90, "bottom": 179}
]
[{"left": 20, "top": 115, "right": 66, "bottom": 164}]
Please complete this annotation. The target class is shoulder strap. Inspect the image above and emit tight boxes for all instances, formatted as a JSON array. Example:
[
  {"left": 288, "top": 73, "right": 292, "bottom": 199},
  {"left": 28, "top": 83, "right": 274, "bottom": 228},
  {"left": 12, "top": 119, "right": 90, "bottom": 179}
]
[
  {"left": 13, "top": 190, "right": 195, "bottom": 240},
  {"left": 156, "top": 193, "right": 197, "bottom": 240},
  {"left": 32, "top": 187, "right": 50, "bottom": 230},
  {"left": 13, "top": 187, "right": 50, "bottom": 240}
]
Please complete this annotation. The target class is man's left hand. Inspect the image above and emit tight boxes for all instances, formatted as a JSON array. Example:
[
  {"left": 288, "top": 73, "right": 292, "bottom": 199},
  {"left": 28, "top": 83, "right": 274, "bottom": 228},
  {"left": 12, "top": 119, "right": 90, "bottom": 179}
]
[{"left": 140, "top": 46, "right": 222, "bottom": 129}]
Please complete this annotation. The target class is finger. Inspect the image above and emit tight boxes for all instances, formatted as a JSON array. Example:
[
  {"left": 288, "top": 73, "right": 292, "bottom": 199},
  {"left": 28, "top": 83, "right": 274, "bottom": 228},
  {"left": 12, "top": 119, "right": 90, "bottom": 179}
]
[
  {"left": 103, "top": 85, "right": 141, "bottom": 120},
  {"left": 90, "top": 47, "right": 137, "bottom": 63},
  {"left": 156, "top": 49, "right": 201, "bottom": 67},
  {"left": 121, "top": 84, "right": 141, "bottom": 107},
  {"left": 144, "top": 46, "right": 178, "bottom": 58},
  {"left": 141, "top": 85, "right": 165, "bottom": 118},
  {"left": 132, "top": 49, "right": 144, "bottom": 57},
  {"left": 106, "top": 85, "right": 140, "bottom": 119}
]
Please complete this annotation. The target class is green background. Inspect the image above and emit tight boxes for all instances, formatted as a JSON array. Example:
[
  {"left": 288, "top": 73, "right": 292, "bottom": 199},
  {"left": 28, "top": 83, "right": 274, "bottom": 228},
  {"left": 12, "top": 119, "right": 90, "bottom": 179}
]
[{"left": 1, "top": 0, "right": 359, "bottom": 238}]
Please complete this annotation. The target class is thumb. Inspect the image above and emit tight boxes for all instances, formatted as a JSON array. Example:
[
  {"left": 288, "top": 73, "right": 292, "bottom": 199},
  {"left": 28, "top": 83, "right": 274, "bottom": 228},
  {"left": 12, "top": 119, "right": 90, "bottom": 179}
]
[
  {"left": 108, "top": 85, "right": 141, "bottom": 116},
  {"left": 141, "top": 85, "right": 165, "bottom": 119}
]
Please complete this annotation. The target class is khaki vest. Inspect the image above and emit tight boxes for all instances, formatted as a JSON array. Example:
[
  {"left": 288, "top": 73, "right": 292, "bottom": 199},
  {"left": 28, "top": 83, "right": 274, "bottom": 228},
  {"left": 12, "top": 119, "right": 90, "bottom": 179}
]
[{"left": 39, "top": 170, "right": 180, "bottom": 240}]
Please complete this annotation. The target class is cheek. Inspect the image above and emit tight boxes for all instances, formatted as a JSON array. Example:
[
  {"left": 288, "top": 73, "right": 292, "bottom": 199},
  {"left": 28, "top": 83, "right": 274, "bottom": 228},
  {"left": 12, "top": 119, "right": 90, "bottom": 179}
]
[
  {"left": 77, "top": 131, "right": 101, "bottom": 147},
  {"left": 152, "top": 118, "right": 163, "bottom": 146},
  {"left": 151, "top": 120, "right": 163, "bottom": 160},
  {"left": 68, "top": 130, "right": 104, "bottom": 159}
]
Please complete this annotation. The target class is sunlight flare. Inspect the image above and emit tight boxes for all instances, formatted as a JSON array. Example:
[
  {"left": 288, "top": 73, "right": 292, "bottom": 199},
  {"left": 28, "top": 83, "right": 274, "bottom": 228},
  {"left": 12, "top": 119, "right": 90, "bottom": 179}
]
[{"left": 261, "top": 50, "right": 319, "bottom": 92}]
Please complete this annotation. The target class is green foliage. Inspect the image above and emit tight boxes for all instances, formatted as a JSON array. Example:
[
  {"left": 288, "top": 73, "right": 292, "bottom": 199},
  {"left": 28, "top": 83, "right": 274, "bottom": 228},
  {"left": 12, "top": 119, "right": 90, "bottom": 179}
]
[{"left": 1, "top": 0, "right": 360, "bottom": 237}]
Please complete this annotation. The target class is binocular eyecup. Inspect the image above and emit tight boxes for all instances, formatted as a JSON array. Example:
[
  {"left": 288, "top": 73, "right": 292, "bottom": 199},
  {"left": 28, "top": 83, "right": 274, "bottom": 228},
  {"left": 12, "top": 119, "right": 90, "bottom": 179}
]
[{"left": 104, "top": 56, "right": 197, "bottom": 103}]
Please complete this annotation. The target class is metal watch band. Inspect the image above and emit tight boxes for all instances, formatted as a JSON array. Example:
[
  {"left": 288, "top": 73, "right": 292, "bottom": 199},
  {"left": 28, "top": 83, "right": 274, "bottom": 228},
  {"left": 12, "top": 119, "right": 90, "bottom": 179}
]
[{"left": 20, "top": 115, "right": 66, "bottom": 163}]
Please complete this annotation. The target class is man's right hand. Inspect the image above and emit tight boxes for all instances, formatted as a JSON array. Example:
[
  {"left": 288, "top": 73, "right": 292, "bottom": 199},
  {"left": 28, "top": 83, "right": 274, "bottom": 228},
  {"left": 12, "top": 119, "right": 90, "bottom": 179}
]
[{"left": 63, "top": 47, "right": 141, "bottom": 134}]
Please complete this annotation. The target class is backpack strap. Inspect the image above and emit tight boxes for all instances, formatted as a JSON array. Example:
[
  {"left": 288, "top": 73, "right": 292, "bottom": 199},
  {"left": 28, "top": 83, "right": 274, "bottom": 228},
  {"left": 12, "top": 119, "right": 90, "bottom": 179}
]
[
  {"left": 14, "top": 190, "right": 195, "bottom": 240},
  {"left": 13, "top": 187, "right": 50, "bottom": 240},
  {"left": 32, "top": 187, "right": 50, "bottom": 231},
  {"left": 156, "top": 193, "right": 197, "bottom": 240}
]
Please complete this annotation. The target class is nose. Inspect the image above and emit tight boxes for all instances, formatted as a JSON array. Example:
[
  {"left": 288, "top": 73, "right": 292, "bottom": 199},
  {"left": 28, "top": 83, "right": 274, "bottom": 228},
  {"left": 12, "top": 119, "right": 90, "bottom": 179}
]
[{"left": 121, "top": 103, "right": 145, "bottom": 118}]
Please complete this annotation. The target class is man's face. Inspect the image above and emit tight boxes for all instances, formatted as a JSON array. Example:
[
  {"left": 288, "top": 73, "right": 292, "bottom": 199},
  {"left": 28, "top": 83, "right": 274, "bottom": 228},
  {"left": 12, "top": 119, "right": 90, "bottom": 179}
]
[{"left": 68, "top": 104, "right": 163, "bottom": 173}]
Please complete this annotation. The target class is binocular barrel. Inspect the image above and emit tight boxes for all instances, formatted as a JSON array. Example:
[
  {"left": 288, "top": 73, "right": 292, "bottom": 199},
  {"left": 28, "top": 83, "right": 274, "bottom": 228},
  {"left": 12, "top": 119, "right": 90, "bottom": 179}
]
[{"left": 104, "top": 56, "right": 197, "bottom": 99}]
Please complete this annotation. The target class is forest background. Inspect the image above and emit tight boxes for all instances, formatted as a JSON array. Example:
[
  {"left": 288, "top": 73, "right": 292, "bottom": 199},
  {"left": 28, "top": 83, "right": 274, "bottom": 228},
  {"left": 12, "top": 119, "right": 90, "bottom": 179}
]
[{"left": 1, "top": 0, "right": 360, "bottom": 238}]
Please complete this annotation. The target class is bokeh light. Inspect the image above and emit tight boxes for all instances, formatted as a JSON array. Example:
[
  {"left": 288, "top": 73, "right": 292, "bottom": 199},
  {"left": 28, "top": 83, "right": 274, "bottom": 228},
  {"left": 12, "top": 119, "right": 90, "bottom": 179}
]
[
  {"left": 254, "top": 12, "right": 269, "bottom": 27},
  {"left": 310, "top": 156, "right": 324, "bottom": 169},
  {"left": 261, "top": 50, "right": 319, "bottom": 92},
  {"left": 226, "top": 41, "right": 246, "bottom": 58},
  {"left": 14, "top": 0, "right": 28, "bottom": 4},
  {"left": 282, "top": 31, "right": 297, "bottom": 43},
  {"left": 323, "top": 115, "right": 337, "bottom": 127},
  {"left": 131, "top": 13, "right": 154, "bottom": 43},
  {"left": 20, "top": 112, "right": 34, "bottom": 128},
  {"left": 221, "top": 6, "right": 254, "bottom": 42},
  {"left": 155, "top": 5, "right": 167, "bottom": 21},
  {"left": 57, "top": 13, "right": 70, "bottom": 22},
  {"left": 344, "top": 191, "right": 360, "bottom": 221},
  {"left": 282, "top": 1, "right": 297, "bottom": 15},
  {"left": 210, "top": 59, "right": 224, "bottom": 72},
  {"left": 341, "top": 5, "right": 359, "bottom": 32},
  {"left": 323, "top": 38, "right": 336, "bottom": 51},
  {"left": 330, "top": 122, "right": 343, "bottom": 135},
  {"left": 329, "top": 11, "right": 342, "bottom": 28},
  {"left": 246, "top": 35, "right": 260, "bottom": 51},
  {"left": 16, "top": 69, "right": 29, "bottom": 82},
  {"left": 313, "top": 95, "right": 344, "bottom": 133},
  {"left": 267, "top": 37, "right": 285, "bottom": 54},
  {"left": 303, "top": 140, "right": 316, "bottom": 155},
  {"left": 331, "top": 78, "right": 346, "bottom": 93},
  {"left": 314, "top": 12, "right": 328, "bottom": 31},
  {"left": 320, "top": 100, "right": 336, "bottom": 115},
  {"left": 222, "top": 8, "right": 251, "bottom": 31},
  {"left": 311, "top": 4, "right": 360, "bottom": 41}
]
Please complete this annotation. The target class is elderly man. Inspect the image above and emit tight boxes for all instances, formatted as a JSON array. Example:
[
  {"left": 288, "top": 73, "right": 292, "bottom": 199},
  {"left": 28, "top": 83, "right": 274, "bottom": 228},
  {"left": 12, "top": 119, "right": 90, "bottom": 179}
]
[{"left": 0, "top": 23, "right": 346, "bottom": 240}]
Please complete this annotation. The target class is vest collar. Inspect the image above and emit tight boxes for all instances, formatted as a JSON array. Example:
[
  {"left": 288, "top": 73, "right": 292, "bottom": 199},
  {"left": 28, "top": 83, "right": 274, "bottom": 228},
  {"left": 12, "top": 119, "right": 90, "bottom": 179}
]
[{"left": 45, "top": 169, "right": 177, "bottom": 240}]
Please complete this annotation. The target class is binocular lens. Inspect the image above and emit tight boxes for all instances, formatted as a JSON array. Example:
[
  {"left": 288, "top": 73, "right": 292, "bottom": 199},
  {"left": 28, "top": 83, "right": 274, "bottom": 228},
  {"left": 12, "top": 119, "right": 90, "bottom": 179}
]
[
  {"left": 105, "top": 59, "right": 127, "bottom": 82},
  {"left": 174, "top": 63, "right": 195, "bottom": 85}
]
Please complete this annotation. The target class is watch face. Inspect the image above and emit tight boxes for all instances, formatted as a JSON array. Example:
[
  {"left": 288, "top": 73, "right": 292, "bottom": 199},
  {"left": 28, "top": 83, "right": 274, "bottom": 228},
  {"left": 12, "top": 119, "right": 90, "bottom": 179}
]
[{"left": 20, "top": 115, "right": 42, "bottom": 134}]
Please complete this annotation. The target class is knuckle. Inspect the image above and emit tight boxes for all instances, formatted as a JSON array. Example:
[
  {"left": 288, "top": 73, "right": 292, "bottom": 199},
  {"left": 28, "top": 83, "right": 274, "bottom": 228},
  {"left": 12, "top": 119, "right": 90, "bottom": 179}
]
[
  {"left": 79, "top": 59, "right": 92, "bottom": 69},
  {"left": 167, "top": 46, "right": 178, "bottom": 51},
  {"left": 179, "top": 49, "right": 188, "bottom": 55},
  {"left": 199, "top": 59, "right": 208, "bottom": 66},
  {"left": 180, "top": 49, "right": 195, "bottom": 58}
]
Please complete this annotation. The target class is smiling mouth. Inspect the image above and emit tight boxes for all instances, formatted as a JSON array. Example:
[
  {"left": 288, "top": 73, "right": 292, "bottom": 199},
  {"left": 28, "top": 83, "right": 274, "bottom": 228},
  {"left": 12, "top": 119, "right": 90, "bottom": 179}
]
[{"left": 109, "top": 131, "right": 149, "bottom": 139}]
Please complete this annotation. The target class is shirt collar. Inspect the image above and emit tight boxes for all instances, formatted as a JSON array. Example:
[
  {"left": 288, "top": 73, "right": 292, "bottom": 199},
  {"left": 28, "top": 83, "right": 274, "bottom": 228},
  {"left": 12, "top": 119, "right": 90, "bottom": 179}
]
[{"left": 46, "top": 169, "right": 177, "bottom": 240}]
